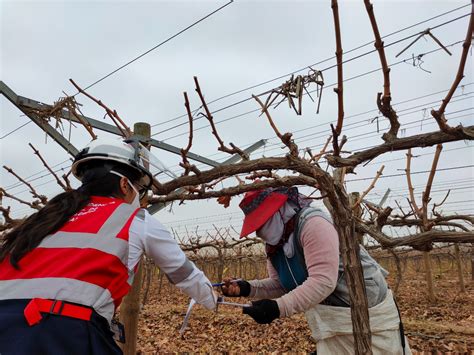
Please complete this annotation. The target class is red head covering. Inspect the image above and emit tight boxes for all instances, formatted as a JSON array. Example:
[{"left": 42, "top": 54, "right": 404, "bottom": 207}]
[{"left": 238, "top": 188, "right": 288, "bottom": 238}]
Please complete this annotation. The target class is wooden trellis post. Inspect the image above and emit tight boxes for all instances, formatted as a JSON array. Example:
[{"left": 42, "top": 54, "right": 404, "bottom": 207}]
[
  {"left": 423, "top": 250, "right": 436, "bottom": 303},
  {"left": 119, "top": 122, "right": 150, "bottom": 354},
  {"left": 454, "top": 244, "right": 465, "bottom": 293},
  {"left": 470, "top": 245, "right": 474, "bottom": 281}
]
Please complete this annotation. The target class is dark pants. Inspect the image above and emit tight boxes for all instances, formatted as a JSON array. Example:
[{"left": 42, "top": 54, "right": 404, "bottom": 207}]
[{"left": 0, "top": 299, "right": 122, "bottom": 355}]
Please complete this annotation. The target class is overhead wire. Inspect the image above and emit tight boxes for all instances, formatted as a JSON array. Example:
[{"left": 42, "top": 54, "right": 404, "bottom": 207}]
[
  {"left": 5, "top": 27, "right": 451, "bottom": 161},
  {"left": 11, "top": 178, "right": 65, "bottom": 197},
  {"left": 368, "top": 176, "right": 474, "bottom": 195},
  {"left": 75, "top": 0, "right": 234, "bottom": 94},
  {"left": 205, "top": 6, "right": 471, "bottom": 106},
  {"left": 141, "top": 168, "right": 474, "bottom": 231},
  {"left": 165, "top": 103, "right": 473, "bottom": 175},
  {"left": 287, "top": 108, "right": 473, "bottom": 154},
  {"left": 382, "top": 188, "right": 473, "bottom": 207},
  {"left": 150, "top": 4, "right": 471, "bottom": 129},
  {"left": 392, "top": 200, "right": 474, "bottom": 213},
  {"left": 261, "top": 95, "right": 474, "bottom": 153},
  {"left": 358, "top": 143, "right": 473, "bottom": 168},
  {"left": 9, "top": 173, "right": 473, "bottom": 221},
  {"left": 170, "top": 202, "right": 474, "bottom": 236},
  {"left": 0, "top": 121, "right": 32, "bottom": 140},
  {"left": 346, "top": 164, "right": 474, "bottom": 182},
  {"left": 4, "top": 160, "right": 72, "bottom": 191},
  {"left": 4, "top": 13, "right": 468, "bottom": 183},
  {"left": 165, "top": 113, "right": 472, "bottom": 180},
  {"left": 8, "top": 1, "right": 462, "bottom": 144},
  {"left": 17, "top": 106, "right": 467, "bottom": 199},
  {"left": 2, "top": 2, "right": 234, "bottom": 156},
  {"left": 285, "top": 84, "right": 473, "bottom": 138},
  {"left": 7, "top": 137, "right": 473, "bottom": 203},
  {"left": 252, "top": 108, "right": 472, "bottom": 161},
  {"left": 5, "top": 4, "right": 473, "bottom": 221},
  {"left": 372, "top": 182, "right": 474, "bottom": 196},
  {"left": 165, "top": 211, "right": 240, "bottom": 225},
  {"left": 165, "top": 133, "right": 472, "bottom": 186},
  {"left": 162, "top": 182, "right": 474, "bottom": 228},
  {"left": 158, "top": 38, "right": 468, "bottom": 141},
  {"left": 324, "top": 110, "right": 472, "bottom": 153},
  {"left": 177, "top": 82, "right": 473, "bottom": 165},
  {"left": 378, "top": 186, "right": 473, "bottom": 198},
  {"left": 165, "top": 187, "right": 474, "bottom": 228}
]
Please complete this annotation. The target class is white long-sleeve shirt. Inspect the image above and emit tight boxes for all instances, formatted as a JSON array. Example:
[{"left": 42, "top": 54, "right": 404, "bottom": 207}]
[{"left": 127, "top": 209, "right": 216, "bottom": 310}]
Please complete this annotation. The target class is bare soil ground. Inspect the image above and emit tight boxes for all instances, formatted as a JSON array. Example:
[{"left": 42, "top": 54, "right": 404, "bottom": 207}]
[{"left": 135, "top": 268, "right": 474, "bottom": 354}]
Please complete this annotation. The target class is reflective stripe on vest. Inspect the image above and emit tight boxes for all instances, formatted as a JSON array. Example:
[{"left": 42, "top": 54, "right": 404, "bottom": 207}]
[
  {"left": 0, "top": 196, "right": 139, "bottom": 323},
  {"left": 0, "top": 278, "right": 115, "bottom": 322}
]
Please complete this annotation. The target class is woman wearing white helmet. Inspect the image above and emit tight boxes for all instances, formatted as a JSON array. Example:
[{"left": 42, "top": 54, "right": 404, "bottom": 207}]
[{"left": 0, "top": 138, "right": 216, "bottom": 354}]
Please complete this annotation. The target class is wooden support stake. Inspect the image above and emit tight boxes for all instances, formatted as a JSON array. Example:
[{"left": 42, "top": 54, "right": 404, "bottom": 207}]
[
  {"left": 471, "top": 245, "right": 474, "bottom": 281},
  {"left": 423, "top": 251, "right": 436, "bottom": 303},
  {"left": 119, "top": 122, "right": 150, "bottom": 354},
  {"left": 454, "top": 244, "right": 465, "bottom": 293}
]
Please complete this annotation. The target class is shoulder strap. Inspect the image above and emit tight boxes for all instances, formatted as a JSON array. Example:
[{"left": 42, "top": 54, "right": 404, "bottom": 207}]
[
  {"left": 294, "top": 207, "right": 333, "bottom": 254},
  {"left": 287, "top": 207, "right": 334, "bottom": 277}
]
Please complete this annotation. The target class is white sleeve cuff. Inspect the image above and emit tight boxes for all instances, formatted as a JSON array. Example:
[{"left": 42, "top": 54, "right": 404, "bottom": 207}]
[{"left": 175, "top": 267, "right": 217, "bottom": 310}]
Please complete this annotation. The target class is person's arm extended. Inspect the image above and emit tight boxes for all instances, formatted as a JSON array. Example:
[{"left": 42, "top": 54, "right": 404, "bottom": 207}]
[
  {"left": 276, "top": 216, "right": 339, "bottom": 317},
  {"left": 128, "top": 210, "right": 215, "bottom": 310},
  {"left": 248, "top": 260, "right": 286, "bottom": 299}
]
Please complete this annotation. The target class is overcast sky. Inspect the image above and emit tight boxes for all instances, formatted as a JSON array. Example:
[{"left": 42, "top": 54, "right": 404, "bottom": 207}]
[{"left": 1, "top": 0, "right": 472, "bottom": 239}]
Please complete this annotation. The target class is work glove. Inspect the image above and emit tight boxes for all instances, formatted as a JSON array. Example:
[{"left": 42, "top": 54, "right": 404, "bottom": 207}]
[
  {"left": 221, "top": 278, "right": 251, "bottom": 297},
  {"left": 242, "top": 299, "right": 280, "bottom": 324}
]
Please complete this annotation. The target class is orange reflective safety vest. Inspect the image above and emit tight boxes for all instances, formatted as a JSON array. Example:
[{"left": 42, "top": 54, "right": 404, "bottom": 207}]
[{"left": 0, "top": 196, "right": 139, "bottom": 323}]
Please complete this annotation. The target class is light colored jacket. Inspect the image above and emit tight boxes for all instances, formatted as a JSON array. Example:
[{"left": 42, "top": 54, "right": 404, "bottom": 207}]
[
  {"left": 287, "top": 207, "right": 388, "bottom": 307},
  {"left": 249, "top": 207, "right": 388, "bottom": 314}
]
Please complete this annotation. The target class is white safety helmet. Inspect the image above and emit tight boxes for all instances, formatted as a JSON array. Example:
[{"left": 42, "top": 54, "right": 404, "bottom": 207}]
[{"left": 71, "top": 138, "right": 153, "bottom": 189}]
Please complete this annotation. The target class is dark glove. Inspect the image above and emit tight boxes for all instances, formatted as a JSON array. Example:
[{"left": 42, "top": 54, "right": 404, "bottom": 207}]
[
  {"left": 243, "top": 299, "right": 280, "bottom": 324},
  {"left": 221, "top": 280, "right": 251, "bottom": 297}
]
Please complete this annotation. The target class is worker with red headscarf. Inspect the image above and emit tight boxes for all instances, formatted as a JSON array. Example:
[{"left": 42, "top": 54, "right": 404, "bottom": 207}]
[{"left": 222, "top": 186, "right": 410, "bottom": 354}]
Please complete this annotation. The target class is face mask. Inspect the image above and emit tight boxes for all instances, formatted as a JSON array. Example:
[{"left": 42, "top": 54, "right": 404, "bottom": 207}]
[
  {"left": 256, "top": 203, "right": 298, "bottom": 246},
  {"left": 128, "top": 181, "right": 140, "bottom": 209},
  {"left": 257, "top": 212, "right": 284, "bottom": 246},
  {"left": 110, "top": 171, "right": 140, "bottom": 209}
]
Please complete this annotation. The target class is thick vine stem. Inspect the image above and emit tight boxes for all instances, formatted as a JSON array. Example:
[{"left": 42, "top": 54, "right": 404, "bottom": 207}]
[
  {"left": 405, "top": 149, "right": 421, "bottom": 216},
  {"left": 357, "top": 223, "right": 474, "bottom": 249},
  {"left": 378, "top": 93, "right": 400, "bottom": 143},
  {"left": 317, "top": 172, "right": 372, "bottom": 354},
  {"left": 180, "top": 92, "right": 201, "bottom": 176},
  {"left": 364, "top": 0, "right": 400, "bottom": 142},
  {"left": 331, "top": 0, "right": 345, "bottom": 157},
  {"left": 421, "top": 144, "right": 443, "bottom": 228},
  {"left": 326, "top": 126, "right": 474, "bottom": 167}
]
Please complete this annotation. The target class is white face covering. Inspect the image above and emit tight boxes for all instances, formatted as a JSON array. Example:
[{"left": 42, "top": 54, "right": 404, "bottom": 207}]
[
  {"left": 110, "top": 171, "right": 140, "bottom": 209},
  {"left": 256, "top": 202, "right": 298, "bottom": 246},
  {"left": 254, "top": 190, "right": 312, "bottom": 257},
  {"left": 128, "top": 182, "right": 140, "bottom": 209},
  {"left": 257, "top": 212, "right": 284, "bottom": 246}
]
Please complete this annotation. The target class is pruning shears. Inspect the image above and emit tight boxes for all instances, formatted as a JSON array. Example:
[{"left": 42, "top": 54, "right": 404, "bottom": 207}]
[
  {"left": 211, "top": 278, "right": 243, "bottom": 288},
  {"left": 179, "top": 297, "right": 250, "bottom": 337},
  {"left": 179, "top": 281, "right": 250, "bottom": 337},
  {"left": 216, "top": 296, "right": 250, "bottom": 309}
]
